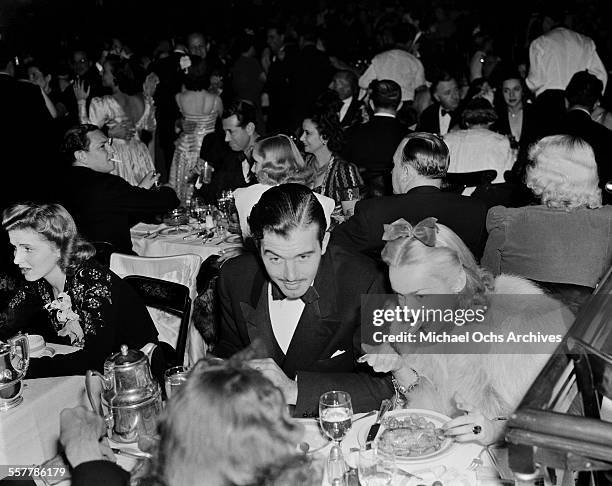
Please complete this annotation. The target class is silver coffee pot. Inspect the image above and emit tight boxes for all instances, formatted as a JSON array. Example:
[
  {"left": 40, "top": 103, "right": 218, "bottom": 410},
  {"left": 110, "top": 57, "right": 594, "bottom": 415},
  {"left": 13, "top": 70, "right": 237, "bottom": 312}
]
[
  {"left": 86, "top": 345, "right": 162, "bottom": 443},
  {"left": 0, "top": 333, "right": 30, "bottom": 412}
]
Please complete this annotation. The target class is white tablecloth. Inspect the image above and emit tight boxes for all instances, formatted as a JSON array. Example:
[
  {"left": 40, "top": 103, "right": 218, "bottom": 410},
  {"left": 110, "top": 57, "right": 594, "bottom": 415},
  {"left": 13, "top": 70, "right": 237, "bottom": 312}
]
[
  {"left": 0, "top": 344, "right": 83, "bottom": 465},
  {"left": 131, "top": 225, "right": 242, "bottom": 261}
]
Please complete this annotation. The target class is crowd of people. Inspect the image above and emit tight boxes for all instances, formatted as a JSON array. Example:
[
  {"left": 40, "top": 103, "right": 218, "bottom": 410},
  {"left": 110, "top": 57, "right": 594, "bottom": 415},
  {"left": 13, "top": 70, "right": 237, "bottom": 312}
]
[{"left": 1, "top": 0, "right": 612, "bottom": 483}]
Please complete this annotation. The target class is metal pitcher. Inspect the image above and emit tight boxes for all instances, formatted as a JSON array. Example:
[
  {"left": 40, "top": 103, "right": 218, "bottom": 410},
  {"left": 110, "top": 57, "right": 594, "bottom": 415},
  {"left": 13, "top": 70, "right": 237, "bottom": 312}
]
[
  {"left": 86, "top": 345, "right": 162, "bottom": 443},
  {"left": 0, "top": 333, "right": 30, "bottom": 412}
]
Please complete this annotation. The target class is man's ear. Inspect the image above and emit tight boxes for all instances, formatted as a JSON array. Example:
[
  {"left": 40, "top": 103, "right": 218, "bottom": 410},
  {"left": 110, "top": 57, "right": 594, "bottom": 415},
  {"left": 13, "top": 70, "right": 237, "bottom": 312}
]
[
  {"left": 321, "top": 231, "right": 331, "bottom": 255},
  {"left": 74, "top": 150, "right": 87, "bottom": 164},
  {"left": 246, "top": 122, "right": 255, "bottom": 136},
  {"left": 397, "top": 101, "right": 404, "bottom": 112},
  {"left": 432, "top": 92, "right": 440, "bottom": 103}
]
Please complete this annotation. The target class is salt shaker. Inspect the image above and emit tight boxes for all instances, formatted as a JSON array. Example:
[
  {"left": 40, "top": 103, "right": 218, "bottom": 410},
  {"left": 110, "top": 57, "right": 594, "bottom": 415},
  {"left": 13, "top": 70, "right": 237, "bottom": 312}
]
[{"left": 327, "top": 446, "right": 347, "bottom": 485}]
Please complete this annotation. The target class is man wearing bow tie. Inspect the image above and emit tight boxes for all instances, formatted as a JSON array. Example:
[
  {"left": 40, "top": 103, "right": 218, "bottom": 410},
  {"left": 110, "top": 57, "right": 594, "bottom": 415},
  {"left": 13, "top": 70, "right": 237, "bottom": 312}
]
[
  {"left": 417, "top": 71, "right": 461, "bottom": 135},
  {"left": 215, "top": 184, "right": 393, "bottom": 416}
]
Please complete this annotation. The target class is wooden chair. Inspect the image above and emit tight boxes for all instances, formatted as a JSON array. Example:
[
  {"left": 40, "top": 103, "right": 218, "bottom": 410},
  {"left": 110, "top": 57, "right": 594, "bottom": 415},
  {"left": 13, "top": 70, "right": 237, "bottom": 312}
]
[{"left": 124, "top": 275, "right": 191, "bottom": 366}]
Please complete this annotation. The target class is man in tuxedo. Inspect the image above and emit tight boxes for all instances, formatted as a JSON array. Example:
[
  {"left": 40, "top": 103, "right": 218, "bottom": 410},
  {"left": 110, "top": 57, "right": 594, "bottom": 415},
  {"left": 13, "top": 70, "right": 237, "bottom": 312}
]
[
  {"left": 330, "top": 70, "right": 364, "bottom": 130},
  {"left": 60, "top": 125, "right": 179, "bottom": 254},
  {"left": 216, "top": 184, "right": 393, "bottom": 416},
  {"left": 196, "top": 99, "right": 258, "bottom": 202},
  {"left": 560, "top": 71, "right": 612, "bottom": 204},
  {"left": 344, "top": 80, "right": 409, "bottom": 197},
  {"left": 332, "top": 132, "right": 488, "bottom": 260},
  {"left": 0, "top": 41, "right": 56, "bottom": 271},
  {"left": 417, "top": 72, "right": 461, "bottom": 135}
]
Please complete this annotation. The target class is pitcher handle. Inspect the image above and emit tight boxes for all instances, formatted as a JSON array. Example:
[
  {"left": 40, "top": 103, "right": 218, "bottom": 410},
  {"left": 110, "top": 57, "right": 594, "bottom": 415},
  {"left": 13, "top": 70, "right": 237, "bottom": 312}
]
[
  {"left": 85, "top": 370, "right": 106, "bottom": 418},
  {"left": 10, "top": 333, "right": 29, "bottom": 377}
]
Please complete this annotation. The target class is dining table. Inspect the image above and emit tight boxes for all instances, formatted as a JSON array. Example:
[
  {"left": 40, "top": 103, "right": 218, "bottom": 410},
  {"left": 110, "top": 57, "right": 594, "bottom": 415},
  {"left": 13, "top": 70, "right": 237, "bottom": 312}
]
[{"left": 131, "top": 222, "right": 244, "bottom": 261}]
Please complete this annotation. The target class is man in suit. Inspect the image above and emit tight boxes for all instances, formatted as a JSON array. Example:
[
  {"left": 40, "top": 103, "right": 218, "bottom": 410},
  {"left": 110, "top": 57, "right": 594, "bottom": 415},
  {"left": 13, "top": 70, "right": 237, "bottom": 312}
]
[
  {"left": 332, "top": 132, "right": 488, "bottom": 260},
  {"left": 60, "top": 125, "right": 179, "bottom": 254},
  {"left": 417, "top": 72, "right": 461, "bottom": 135},
  {"left": 560, "top": 71, "right": 612, "bottom": 204},
  {"left": 0, "top": 40, "right": 56, "bottom": 271},
  {"left": 330, "top": 70, "right": 364, "bottom": 130},
  {"left": 196, "top": 99, "right": 258, "bottom": 203},
  {"left": 216, "top": 184, "right": 393, "bottom": 416},
  {"left": 344, "top": 80, "right": 408, "bottom": 197}
]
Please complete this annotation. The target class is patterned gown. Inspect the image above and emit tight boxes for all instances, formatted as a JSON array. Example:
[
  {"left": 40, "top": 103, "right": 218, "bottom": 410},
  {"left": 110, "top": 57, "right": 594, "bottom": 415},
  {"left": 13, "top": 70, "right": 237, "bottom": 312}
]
[
  {"left": 168, "top": 97, "right": 220, "bottom": 205},
  {"left": 2, "top": 259, "right": 158, "bottom": 378},
  {"left": 78, "top": 96, "right": 156, "bottom": 186}
]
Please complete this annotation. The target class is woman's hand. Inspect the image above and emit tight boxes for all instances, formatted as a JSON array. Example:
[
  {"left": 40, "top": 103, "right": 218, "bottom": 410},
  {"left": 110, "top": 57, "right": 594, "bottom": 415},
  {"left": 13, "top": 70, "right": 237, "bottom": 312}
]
[
  {"left": 73, "top": 80, "right": 90, "bottom": 102},
  {"left": 143, "top": 73, "right": 159, "bottom": 98},
  {"left": 359, "top": 343, "right": 403, "bottom": 372},
  {"left": 108, "top": 121, "right": 135, "bottom": 141},
  {"left": 138, "top": 170, "right": 161, "bottom": 189},
  {"left": 442, "top": 393, "right": 504, "bottom": 446}
]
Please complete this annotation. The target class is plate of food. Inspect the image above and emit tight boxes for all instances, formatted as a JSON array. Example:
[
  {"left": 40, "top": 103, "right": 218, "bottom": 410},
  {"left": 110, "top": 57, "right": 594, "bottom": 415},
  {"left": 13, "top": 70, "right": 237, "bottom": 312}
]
[{"left": 345, "top": 409, "right": 455, "bottom": 464}]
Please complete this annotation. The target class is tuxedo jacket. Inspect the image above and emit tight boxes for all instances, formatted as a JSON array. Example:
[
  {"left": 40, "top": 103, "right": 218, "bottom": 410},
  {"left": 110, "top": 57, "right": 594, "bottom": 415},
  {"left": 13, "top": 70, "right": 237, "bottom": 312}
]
[
  {"left": 216, "top": 245, "right": 393, "bottom": 416},
  {"left": 70, "top": 461, "right": 129, "bottom": 486},
  {"left": 340, "top": 97, "right": 365, "bottom": 130},
  {"left": 61, "top": 167, "right": 179, "bottom": 254},
  {"left": 559, "top": 109, "right": 612, "bottom": 203},
  {"left": 417, "top": 102, "right": 459, "bottom": 134},
  {"left": 331, "top": 186, "right": 489, "bottom": 260},
  {"left": 343, "top": 115, "right": 409, "bottom": 171}
]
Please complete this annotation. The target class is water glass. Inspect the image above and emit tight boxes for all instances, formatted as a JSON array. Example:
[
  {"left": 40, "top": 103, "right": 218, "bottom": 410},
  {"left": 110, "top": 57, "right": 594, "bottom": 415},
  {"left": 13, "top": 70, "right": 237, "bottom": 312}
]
[
  {"left": 164, "top": 366, "right": 189, "bottom": 400},
  {"left": 319, "top": 391, "right": 353, "bottom": 444},
  {"left": 357, "top": 448, "right": 396, "bottom": 486},
  {"left": 200, "top": 161, "right": 214, "bottom": 184}
]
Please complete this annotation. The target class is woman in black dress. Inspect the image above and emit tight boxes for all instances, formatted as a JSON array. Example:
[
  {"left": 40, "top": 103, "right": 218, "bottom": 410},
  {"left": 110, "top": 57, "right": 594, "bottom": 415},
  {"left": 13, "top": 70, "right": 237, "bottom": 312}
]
[{"left": 1, "top": 203, "right": 158, "bottom": 377}]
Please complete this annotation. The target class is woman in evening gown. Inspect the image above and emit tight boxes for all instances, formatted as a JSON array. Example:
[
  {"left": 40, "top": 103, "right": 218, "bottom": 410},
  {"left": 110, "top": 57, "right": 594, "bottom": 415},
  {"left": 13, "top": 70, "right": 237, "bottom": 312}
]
[
  {"left": 169, "top": 59, "right": 223, "bottom": 205},
  {"left": 76, "top": 57, "right": 158, "bottom": 186}
]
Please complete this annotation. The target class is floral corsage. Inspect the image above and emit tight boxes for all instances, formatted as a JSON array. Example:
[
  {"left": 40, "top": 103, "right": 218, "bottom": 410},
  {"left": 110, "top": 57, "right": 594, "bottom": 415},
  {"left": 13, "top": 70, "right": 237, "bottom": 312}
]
[
  {"left": 179, "top": 55, "right": 192, "bottom": 73},
  {"left": 44, "top": 293, "right": 84, "bottom": 346}
]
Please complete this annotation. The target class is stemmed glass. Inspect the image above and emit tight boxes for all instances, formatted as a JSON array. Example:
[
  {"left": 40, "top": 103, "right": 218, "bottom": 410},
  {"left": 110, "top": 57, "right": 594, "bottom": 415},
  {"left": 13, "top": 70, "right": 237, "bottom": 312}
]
[{"left": 319, "top": 391, "right": 353, "bottom": 445}]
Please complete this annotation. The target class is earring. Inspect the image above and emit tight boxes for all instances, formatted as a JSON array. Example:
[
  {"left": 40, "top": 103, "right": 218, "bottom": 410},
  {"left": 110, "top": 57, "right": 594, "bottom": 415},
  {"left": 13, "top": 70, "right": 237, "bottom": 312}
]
[{"left": 322, "top": 139, "right": 327, "bottom": 145}]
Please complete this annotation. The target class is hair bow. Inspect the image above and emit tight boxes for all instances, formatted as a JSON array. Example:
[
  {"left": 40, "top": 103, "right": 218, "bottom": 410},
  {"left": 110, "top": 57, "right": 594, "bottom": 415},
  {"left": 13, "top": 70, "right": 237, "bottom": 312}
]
[{"left": 382, "top": 217, "right": 438, "bottom": 247}]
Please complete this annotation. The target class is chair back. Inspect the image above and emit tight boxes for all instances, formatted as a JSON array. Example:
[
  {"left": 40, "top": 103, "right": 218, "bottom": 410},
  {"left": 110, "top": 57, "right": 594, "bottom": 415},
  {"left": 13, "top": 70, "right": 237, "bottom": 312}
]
[
  {"left": 442, "top": 169, "right": 497, "bottom": 193},
  {"left": 124, "top": 275, "right": 191, "bottom": 364},
  {"left": 110, "top": 253, "right": 203, "bottom": 365}
]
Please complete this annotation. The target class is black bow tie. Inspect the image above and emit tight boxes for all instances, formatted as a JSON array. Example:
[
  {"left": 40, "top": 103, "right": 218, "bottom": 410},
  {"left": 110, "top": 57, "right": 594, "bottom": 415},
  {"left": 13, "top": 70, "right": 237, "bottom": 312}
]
[
  {"left": 271, "top": 283, "right": 319, "bottom": 304},
  {"left": 441, "top": 109, "right": 452, "bottom": 117}
]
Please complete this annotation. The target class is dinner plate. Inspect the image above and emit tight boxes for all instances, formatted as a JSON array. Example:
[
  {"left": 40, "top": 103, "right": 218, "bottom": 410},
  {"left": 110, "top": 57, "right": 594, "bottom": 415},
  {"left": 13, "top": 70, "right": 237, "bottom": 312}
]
[
  {"left": 159, "top": 225, "right": 194, "bottom": 236},
  {"left": 343, "top": 409, "right": 456, "bottom": 464},
  {"left": 295, "top": 419, "right": 332, "bottom": 456}
]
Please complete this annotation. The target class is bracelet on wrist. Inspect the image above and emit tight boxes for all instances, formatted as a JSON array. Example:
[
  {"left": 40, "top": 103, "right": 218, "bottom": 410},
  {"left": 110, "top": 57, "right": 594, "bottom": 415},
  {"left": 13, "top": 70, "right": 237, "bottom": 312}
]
[{"left": 391, "top": 368, "right": 420, "bottom": 395}]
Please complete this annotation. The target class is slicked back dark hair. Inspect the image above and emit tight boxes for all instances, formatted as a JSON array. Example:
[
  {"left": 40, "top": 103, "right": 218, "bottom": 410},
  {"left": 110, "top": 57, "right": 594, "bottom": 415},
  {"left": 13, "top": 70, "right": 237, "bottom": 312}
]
[
  {"left": 222, "top": 99, "right": 256, "bottom": 128},
  {"left": 61, "top": 124, "right": 100, "bottom": 163},
  {"left": 248, "top": 184, "right": 326, "bottom": 247},
  {"left": 371, "top": 79, "right": 402, "bottom": 109},
  {"left": 566, "top": 70, "right": 603, "bottom": 110}
]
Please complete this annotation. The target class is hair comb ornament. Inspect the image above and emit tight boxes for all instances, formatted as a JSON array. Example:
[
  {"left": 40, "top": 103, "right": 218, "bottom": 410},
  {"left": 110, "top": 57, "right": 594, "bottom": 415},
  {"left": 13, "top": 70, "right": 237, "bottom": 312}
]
[{"left": 382, "top": 217, "right": 438, "bottom": 246}]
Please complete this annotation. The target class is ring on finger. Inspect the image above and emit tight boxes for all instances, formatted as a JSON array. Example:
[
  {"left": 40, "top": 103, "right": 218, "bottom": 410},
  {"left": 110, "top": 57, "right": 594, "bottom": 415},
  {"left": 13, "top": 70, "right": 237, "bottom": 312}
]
[{"left": 472, "top": 425, "right": 482, "bottom": 435}]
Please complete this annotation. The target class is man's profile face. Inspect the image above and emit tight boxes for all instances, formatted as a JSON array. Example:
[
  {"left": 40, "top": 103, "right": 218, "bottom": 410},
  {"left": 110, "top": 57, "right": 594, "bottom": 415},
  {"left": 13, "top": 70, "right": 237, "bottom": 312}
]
[
  {"left": 222, "top": 115, "right": 253, "bottom": 152},
  {"left": 79, "top": 130, "right": 115, "bottom": 173},
  {"left": 434, "top": 79, "right": 460, "bottom": 111},
  {"left": 330, "top": 75, "right": 352, "bottom": 100},
  {"left": 260, "top": 224, "right": 327, "bottom": 300},
  {"left": 267, "top": 29, "right": 284, "bottom": 53}
]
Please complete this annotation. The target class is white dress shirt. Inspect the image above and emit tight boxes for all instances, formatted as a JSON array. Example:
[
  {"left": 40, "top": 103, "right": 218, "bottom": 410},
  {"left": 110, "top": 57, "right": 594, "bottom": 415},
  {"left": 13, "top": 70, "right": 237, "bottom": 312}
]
[
  {"left": 527, "top": 27, "right": 607, "bottom": 97},
  {"left": 339, "top": 97, "right": 353, "bottom": 123},
  {"left": 438, "top": 107, "right": 452, "bottom": 136},
  {"left": 268, "top": 282, "right": 305, "bottom": 355},
  {"left": 359, "top": 49, "right": 425, "bottom": 102}
]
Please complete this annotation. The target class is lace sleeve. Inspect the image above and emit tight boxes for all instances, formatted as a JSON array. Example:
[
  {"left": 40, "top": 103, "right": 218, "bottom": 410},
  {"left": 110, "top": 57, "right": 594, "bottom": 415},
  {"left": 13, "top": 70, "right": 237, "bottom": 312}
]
[{"left": 70, "top": 265, "right": 113, "bottom": 336}]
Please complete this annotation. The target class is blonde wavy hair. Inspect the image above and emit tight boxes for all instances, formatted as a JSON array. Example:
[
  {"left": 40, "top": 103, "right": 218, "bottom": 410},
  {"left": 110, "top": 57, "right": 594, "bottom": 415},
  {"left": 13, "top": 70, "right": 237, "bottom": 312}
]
[
  {"left": 253, "top": 135, "right": 315, "bottom": 188},
  {"left": 526, "top": 135, "right": 602, "bottom": 210},
  {"left": 382, "top": 222, "right": 494, "bottom": 310}
]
